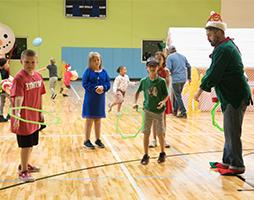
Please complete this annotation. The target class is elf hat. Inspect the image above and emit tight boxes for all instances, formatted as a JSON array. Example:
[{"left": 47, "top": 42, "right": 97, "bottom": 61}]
[{"left": 205, "top": 11, "right": 227, "bottom": 32}]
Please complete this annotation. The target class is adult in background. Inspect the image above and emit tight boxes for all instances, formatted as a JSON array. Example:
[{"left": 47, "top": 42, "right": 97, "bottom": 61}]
[
  {"left": 166, "top": 46, "right": 191, "bottom": 118},
  {"left": 38, "top": 58, "right": 58, "bottom": 99}
]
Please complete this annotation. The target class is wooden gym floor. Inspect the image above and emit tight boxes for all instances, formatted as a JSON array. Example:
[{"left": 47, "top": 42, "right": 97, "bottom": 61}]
[{"left": 0, "top": 81, "right": 253, "bottom": 200}]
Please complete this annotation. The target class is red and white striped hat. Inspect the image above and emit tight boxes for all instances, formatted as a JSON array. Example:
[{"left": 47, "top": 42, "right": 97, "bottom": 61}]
[{"left": 206, "top": 11, "right": 227, "bottom": 32}]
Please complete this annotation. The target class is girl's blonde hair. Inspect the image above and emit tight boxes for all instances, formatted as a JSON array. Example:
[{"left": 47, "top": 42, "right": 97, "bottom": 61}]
[{"left": 88, "top": 51, "right": 102, "bottom": 69}]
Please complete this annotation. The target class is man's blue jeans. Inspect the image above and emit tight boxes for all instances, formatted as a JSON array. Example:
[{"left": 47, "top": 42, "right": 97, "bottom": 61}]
[
  {"left": 222, "top": 101, "right": 247, "bottom": 170},
  {"left": 172, "top": 82, "right": 186, "bottom": 115}
]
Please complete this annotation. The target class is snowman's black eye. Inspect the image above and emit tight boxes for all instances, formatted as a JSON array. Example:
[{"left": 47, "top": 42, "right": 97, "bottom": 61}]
[{"left": 3, "top": 34, "right": 8, "bottom": 39}]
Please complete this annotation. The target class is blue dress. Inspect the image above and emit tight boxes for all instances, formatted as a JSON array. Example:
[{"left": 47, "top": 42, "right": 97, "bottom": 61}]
[{"left": 82, "top": 68, "right": 110, "bottom": 118}]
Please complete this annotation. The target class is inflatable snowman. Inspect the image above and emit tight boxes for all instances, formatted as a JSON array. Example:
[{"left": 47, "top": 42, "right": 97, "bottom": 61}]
[
  {"left": 0, "top": 22, "right": 15, "bottom": 94},
  {"left": 0, "top": 22, "right": 15, "bottom": 58}
]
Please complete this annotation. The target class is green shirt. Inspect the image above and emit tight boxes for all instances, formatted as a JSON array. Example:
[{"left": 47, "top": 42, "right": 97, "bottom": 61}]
[
  {"left": 137, "top": 76, "right": 168, "bottom": 113},
  {"left": 200, "top": 39, "right": 252, "bottom": 111}
]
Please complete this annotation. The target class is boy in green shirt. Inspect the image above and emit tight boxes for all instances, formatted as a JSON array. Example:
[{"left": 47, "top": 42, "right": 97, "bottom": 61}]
[{"left": 134, "top": 57, "right": 168, "bottom": 165}]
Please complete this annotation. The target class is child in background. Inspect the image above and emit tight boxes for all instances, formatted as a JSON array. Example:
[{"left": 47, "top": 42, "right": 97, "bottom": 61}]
[
  {"left": 82, "top": 52, "right": 110, "bottom": 149},
  {"left": 108, "top": 66, "right": 136, "bottom": 114},
  {"left": 149, "top": 51, "right": 172, "bottom": 148},
  {"left": 10, "top": 49, "right": 46, "bottom": 182},
  {"left": 134, "top": 57, "right": 168, "bottom": 165},
  {"left": 0, "top": 58, "right": 11, "bottom": 122},
  {"left": 38, "top": 58, "right": 58, "bottom": 99}
]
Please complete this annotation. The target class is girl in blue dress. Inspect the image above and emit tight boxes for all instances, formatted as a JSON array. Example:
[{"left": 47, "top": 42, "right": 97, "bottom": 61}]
[{"left": 82, "top": 52, "right": 110, "bottom": 149}]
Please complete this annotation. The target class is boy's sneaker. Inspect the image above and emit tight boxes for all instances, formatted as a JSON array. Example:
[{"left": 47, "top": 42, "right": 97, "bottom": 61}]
[
  {"left": 19, "top": 171, "right": 35, "bottom": 182},
  {"left": 83, "top": 140, "right": 95, "bottom": 149},
  {"left": 149, "top": 139, "right": 157, "bottom": 148},
  {"left": 157, "top": 152, "right": 166, "bottom": 163},
  {"left": 141, "top": 154, "right": 150, "bottom": 165},
  {"left": 18, "top": 164, "right": 40, "bottom": 173},
  {"left": 95, "top": 139, "right": 105, "bottom": 148},
  {"left": 39, "top": 124, "right": 47, "bottom": 131},
  {"left": 0, "top": 115, "right": 8, "bottom": 122}
]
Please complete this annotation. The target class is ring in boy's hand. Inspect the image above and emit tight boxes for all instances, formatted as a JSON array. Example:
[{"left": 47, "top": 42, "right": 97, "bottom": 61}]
[{"left": 9, "top": 106, "right": 61, "bottom": 126}]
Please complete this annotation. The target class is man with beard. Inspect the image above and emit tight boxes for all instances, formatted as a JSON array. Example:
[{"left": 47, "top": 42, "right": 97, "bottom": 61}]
[{"left": 194, "top": 11, "right": 252, "bottom": 175}]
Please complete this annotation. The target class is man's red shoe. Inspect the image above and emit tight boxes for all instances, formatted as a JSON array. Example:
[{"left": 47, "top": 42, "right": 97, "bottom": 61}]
[
  {"left": 217, "top": 168, "right": 245, "bottom": 175},
  {"left": 209, "top": 162, "right": 229, "bottom": 169}
]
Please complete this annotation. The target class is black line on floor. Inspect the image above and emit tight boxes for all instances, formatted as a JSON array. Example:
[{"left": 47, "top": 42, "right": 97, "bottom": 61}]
[
  {"left": 1, "top": 149, "right": 254, "bottom": 191},
  {"left": 236, "top": 175, "right": 254, "bottom": 191},
  {"left": 238, "top": 189, "right": 254, "bottom": 192}
]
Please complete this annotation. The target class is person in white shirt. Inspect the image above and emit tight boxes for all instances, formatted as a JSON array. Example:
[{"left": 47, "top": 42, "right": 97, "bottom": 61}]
[{"left": 108, "top": 66, "right": 136, "bottom": 113}]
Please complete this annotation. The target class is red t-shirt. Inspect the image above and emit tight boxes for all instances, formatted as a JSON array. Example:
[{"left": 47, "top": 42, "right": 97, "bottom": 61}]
[
  {"left": 10, "top": 69, "right": 46, "bottom": 135},
  {"left": 64, "top": 71, "right": 72, "bottom": 87}
]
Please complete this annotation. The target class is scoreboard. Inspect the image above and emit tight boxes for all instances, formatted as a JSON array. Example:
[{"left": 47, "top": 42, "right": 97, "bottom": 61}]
[{"left": 65, "top": 0, "right": 106, "bottom": 18}]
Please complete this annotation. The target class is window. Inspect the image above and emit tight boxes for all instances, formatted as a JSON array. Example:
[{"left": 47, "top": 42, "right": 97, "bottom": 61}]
[
  {"left": 142, "top": 40, "right": 165, "bottom": 62},
  {"left": 6, "top": 38, "right": 27, "bottom": 60}
]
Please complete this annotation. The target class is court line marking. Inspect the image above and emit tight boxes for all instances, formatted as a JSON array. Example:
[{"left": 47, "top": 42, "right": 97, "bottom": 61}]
[
  {"left": 0, "top": 175, "right": 175, "bottom": 184},
  {"left": 238, "top": 189, "right": 254, "bottom": 192},
  {"left": 1, "top": 149, "right": 239, "bottom": 191},
  {"left": 236, "top": 175, "right": 254, "bottom": 191},
  {"left": 70, "top": 84, "right": 81, "bottom": 101},
  {"left": 103, "top": 135, "right": 146, "bottom": 200},
  {"left": 0, "top": 133, "right": 132, "bottom": 139}
]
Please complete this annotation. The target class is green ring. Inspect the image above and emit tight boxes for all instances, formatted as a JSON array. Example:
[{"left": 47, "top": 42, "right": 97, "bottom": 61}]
[
  {"left": 8, "top": 106, "right": 61, "bottom": 126},
  {"left": 211, "top": 102, "right": 224, "bottom": 132},
  {"left": 115, "top": 106, "right": 144, "bottom": 139}
]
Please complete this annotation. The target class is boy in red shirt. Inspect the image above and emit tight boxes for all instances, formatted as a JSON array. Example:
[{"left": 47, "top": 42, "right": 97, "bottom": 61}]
[{"left": 10, "top": 49, "right": 46, "bottom": 182}]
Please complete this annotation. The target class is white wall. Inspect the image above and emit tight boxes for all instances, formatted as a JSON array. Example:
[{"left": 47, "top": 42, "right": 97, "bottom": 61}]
[
  {"left": 169, "top": 27, "right": 254, "bottom": 68},
  {"left": 221, "top": 0, "right": 254, "bottom": 28}
]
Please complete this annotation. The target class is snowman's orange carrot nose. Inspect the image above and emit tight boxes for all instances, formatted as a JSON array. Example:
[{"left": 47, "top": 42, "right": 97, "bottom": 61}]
[{"left": 0, "top": 40, "right": 3, "bottom": 46}]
